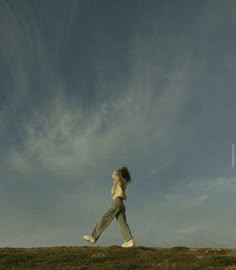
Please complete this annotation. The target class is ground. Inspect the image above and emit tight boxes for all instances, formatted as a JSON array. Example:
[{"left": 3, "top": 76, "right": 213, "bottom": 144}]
[{"left": 0, "top": 246, "right": 236, "bottom": 269}]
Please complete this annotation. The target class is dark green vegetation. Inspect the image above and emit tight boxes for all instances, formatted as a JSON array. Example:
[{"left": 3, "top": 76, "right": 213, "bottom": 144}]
[{"left": 0, "top": 246, "right": 236, "bottom": 270}]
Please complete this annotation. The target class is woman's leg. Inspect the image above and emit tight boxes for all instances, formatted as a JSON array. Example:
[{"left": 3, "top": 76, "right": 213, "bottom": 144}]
[
  {"left": 116, "top": 202, "right": 133, "bottom": 242},
  {"left": 91, "top": 198, "right": 122, "bottom": 242}
]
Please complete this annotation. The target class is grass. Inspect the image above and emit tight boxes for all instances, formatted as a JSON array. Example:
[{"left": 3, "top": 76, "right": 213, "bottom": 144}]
[{"left": 0, "top": 246, "right": 236, "bottom": 269}]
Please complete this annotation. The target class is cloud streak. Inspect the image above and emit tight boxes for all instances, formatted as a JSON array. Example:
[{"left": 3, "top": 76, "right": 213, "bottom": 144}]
[{"left": 5, "top": 52, "right": 191, "bottom": 182}]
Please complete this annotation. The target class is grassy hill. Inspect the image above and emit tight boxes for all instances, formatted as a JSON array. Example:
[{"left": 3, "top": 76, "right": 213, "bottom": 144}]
[{"left": 0, "top": 246, "right": 236, "bottom": 269}]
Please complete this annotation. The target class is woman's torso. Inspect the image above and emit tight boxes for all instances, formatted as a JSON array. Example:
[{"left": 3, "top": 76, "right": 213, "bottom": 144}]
[{"left": 111, "top": 171, "right": 127, "bottom": 200}]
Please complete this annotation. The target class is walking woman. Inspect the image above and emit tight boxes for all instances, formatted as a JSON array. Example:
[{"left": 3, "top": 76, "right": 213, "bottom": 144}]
[{"left": 83, "top": 166, "right": 135, "bottom": 248}]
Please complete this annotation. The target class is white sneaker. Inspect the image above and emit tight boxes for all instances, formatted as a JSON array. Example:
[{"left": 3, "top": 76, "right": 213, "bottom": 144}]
[
  {"left": 122, "top": 239, "right": 135, "bottom": 248},
  {"left": 83, "top": 234, "right": 95, "bottom": 243}
]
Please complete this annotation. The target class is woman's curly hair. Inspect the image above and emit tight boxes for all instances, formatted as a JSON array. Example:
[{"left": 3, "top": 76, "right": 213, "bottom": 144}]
[{"left": 118, "top": 166, "right": 131, "bottom": 183}]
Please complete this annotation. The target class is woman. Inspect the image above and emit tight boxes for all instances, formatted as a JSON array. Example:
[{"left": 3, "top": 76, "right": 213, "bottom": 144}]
[{"left": 83, "top": 166, "right": 135, "bottom": 248}]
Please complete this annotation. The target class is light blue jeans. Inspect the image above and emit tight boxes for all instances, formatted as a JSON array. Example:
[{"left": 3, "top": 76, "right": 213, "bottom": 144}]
[{"left": 91, "top": 197, "right": 133, "bottom": 242}]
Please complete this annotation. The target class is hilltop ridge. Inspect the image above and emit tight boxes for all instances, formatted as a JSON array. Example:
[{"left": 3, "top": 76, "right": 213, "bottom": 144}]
[{"left": 0, "top": 246, "right": 236, "bottom": 269}]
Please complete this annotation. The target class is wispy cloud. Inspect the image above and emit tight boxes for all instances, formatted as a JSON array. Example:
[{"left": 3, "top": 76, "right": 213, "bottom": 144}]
[
  {"left": 1, "top": 0, "right": 194, "bottom": 183},
  {"left": 5, "top": 52, "right": 191, "bottom": 182}
]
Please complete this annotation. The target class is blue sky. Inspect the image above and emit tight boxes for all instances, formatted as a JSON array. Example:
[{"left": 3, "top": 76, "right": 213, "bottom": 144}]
[{"left": 0, "top": 0, "right": 236, "bottom": 248}]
